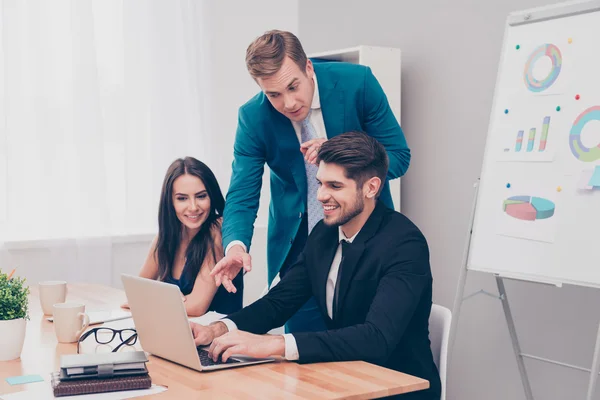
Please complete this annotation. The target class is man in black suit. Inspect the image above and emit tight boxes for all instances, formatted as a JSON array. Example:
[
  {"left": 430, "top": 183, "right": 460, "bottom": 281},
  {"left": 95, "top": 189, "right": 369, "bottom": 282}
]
[{"left": 191, "top": 131, "right": 441, "bottom": 400}]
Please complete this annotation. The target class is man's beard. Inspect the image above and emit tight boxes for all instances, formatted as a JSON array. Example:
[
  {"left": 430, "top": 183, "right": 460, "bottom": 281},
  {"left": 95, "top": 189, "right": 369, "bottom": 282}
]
[{"left": 324, "top": 192, "right": 364, "bottom": 227}]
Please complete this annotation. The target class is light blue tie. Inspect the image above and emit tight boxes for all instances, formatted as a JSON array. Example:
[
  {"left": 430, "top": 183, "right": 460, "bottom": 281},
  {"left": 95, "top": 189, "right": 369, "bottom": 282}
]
[{"left": 300, "top": 111, "right": 324, "bottom": 233}]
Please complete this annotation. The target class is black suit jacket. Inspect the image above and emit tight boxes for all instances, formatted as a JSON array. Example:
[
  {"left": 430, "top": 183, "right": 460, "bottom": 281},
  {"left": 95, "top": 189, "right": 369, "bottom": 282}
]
[{"left": 228, "top": 202, "right": 441, "bottom": 400}]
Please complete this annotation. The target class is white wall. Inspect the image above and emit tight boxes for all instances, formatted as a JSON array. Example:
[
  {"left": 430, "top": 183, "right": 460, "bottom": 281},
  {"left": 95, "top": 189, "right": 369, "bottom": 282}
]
[{"left": 298, "top": 1, "right": 600, "bottom": 399}]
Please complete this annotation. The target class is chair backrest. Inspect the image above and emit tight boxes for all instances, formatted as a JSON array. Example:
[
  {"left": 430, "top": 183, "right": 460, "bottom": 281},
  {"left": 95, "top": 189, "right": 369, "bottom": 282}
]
[{"left": 429, "top": 303, "right": 451, "bottom": 400}]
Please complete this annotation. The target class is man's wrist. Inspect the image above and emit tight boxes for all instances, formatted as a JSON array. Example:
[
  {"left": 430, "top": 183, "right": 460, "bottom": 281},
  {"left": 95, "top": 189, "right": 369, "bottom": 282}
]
[
  {"left": 230, "top": 244, "right": 246, "bottom": 254},
  {"left": 209, "top": 321, "right": 229, "bottom": 338}
]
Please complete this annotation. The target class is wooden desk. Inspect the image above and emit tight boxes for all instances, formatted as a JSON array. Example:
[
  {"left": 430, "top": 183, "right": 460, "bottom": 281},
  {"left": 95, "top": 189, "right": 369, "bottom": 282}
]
[{"left": 0, "top": 283, "right": 429, "bottom": 399}]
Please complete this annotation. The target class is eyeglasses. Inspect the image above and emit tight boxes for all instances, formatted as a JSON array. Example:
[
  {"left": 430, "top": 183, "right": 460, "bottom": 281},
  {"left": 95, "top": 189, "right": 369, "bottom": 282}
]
[{"left": 77, "top": 327, "right": 138, "bottom": 354}]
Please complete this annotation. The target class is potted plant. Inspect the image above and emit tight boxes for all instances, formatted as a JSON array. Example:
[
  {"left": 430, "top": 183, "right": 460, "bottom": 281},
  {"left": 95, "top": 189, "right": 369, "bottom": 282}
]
[{"left": 0, "top": 269, "right": 30, "bottom": 361}]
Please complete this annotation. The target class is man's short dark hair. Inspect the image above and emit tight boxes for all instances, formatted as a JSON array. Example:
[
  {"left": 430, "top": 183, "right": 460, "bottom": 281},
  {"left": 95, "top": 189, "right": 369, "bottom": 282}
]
[
  {"left": 245, "top": 30, "right": 308, "bottom": 80},
  {"left": 317, "top": 131, "right": 389, "bottom": 197}
]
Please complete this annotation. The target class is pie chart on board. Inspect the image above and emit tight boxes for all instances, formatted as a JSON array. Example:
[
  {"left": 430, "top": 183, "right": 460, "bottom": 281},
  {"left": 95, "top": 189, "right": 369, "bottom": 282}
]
[{"left": 502, "top": 196, "right": 555, "bottom": 221}]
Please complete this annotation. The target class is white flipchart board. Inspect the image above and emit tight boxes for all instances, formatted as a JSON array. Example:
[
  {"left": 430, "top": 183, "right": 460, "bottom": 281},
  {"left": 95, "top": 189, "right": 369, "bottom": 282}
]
[{"left": 468, "top": 0, "right": 600, "bottom": 288}]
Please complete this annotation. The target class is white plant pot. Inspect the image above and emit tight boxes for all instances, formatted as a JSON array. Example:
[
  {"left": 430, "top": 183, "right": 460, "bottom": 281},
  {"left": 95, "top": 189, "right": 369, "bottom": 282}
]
[{"left": 0, "top": 318, "right": 27, "bottom": 361}]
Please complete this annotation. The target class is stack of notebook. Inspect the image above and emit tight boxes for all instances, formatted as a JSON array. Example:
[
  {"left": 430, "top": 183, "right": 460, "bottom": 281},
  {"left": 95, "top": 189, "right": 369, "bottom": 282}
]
[{"left": 51, "top": 351, "right": 151, "bottom": 397}]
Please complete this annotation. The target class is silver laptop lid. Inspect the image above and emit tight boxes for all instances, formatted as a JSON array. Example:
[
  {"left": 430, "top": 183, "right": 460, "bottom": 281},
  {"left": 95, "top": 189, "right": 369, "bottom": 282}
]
[{"left": 121, "top": 274, "right": 203, "bottom": 371}]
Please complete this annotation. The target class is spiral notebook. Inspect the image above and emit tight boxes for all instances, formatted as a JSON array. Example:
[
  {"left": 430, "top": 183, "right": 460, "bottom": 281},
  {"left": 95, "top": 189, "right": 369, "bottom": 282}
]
[{"left": 50, "top": 372, "right": 151, "bottom": 397}]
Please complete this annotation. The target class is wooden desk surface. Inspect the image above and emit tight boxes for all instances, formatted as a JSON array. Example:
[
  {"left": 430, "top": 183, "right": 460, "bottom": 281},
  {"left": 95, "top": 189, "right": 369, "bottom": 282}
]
[{"left": 0, "top": 283, "right": 429, "bottom": 399}]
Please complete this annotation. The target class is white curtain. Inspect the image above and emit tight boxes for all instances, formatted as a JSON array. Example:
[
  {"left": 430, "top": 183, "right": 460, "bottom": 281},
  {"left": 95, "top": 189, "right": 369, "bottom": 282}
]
[{"left": 0, "top": 0, "right": 213, "bottom": 285}]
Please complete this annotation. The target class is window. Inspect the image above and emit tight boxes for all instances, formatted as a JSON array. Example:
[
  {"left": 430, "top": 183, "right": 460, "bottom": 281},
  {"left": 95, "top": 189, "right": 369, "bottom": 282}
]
[{"left": 0, "top": 0, "right": 212, "bottom": 242}]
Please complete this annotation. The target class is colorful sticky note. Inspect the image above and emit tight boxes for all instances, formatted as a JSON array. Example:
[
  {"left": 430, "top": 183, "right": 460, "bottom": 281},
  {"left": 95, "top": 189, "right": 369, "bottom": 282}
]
[
  {"left": 587, "top": 166, "right": 600, "bottom": 188},
  {"left": 5, "top": 375, "right": 44, "bottom": 385}
]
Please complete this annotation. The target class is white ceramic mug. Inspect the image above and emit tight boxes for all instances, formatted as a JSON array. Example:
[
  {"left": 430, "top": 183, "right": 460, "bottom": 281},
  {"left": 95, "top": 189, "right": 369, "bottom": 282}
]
[
  {"left": 53, "top": 302, "right": 89, "bottom": 343},
  {"left": 39, "top": 281, "right": 67, "bottom": 315}
]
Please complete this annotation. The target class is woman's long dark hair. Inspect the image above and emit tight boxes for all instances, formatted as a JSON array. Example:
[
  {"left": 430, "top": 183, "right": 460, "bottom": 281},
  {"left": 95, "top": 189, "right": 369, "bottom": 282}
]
[{"left": 155, "top": 157, "right": 225, "bottom": 283}]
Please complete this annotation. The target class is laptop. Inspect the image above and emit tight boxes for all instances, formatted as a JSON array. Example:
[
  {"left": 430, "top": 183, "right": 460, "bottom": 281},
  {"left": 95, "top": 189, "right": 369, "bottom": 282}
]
[{"left": 120, "top": 273, "right": 275, "bottom": 371}]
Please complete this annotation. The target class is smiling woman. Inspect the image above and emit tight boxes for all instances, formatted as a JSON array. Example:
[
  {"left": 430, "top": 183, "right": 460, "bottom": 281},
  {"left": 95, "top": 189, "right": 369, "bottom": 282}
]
[{"left": 122, "top": 157, "right": 243, "bottom": 317}]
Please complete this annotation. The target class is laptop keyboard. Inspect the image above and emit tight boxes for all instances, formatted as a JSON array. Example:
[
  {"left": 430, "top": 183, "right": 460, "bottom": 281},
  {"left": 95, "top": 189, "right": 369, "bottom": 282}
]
[{"left": 197, "top": 348, "right": 241, "bottom": 366}]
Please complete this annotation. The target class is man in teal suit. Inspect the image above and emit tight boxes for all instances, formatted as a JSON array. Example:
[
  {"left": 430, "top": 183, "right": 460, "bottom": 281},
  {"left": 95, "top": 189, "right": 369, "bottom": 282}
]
[{"left": 211, "top": 30, "right": 410, "bottom": 333}]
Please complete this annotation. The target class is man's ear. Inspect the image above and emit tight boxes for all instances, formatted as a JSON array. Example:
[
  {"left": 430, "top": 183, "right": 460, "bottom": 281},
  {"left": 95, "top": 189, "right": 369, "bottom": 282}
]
[
  {"left": 305, "top": 59, "right": 314, "bottom": 77},
  {"left": 364, "top": 177, "right": 382, "bottom": 199}
]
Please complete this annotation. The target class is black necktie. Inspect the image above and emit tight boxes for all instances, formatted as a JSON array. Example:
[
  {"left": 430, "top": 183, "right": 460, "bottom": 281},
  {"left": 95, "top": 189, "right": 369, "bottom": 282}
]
[{"left": 333, "top": 240, "right": 349, "bottom": 318}]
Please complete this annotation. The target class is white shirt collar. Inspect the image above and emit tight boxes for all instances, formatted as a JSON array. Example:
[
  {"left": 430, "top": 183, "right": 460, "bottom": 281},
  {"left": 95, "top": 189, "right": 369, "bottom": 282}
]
[
  {"left": 311, "top": 73, "right": 321, "bottom": 109},
  {"left": 339, "top": 227, "right": 360, "bottom": 244}
]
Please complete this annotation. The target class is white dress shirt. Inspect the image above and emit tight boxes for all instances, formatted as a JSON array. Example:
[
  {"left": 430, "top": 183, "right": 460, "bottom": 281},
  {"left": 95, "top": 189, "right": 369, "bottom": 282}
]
[
  {"left": 220, "top": 226, "right": 361, "bottom": 361},
  {"left": 225, "top": 73, "right": 327, "bottom": 256}
]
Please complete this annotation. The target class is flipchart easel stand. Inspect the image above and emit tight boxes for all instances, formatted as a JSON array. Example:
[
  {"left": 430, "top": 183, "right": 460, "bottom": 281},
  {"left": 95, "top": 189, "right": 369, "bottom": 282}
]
[{"left": 448, "top": 180, "right": 600, "bottom": 400}]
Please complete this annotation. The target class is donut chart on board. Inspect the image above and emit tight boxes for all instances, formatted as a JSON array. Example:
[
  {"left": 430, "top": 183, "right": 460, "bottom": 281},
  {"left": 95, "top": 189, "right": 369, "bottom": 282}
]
[
  {"left": 523, "top": 43, "right": 562, "bottom": 92},
  {"left": 569, "top": 106, "right": 600, "bottom": 162}
]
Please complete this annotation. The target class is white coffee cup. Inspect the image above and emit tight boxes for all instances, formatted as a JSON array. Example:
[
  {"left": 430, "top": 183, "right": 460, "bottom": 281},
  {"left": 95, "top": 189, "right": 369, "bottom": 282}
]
[
  {"left": 53, "top": 302, "right": 89, "bottom": 343},
  {"left": 39, "top": 281, "right": 67, "bottom": 315}
]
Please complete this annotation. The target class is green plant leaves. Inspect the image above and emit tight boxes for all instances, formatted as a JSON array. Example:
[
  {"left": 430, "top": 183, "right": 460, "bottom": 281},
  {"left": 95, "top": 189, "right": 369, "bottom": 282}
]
[{"left": 0, "top": 269, "right": 30, "bottom": 321}]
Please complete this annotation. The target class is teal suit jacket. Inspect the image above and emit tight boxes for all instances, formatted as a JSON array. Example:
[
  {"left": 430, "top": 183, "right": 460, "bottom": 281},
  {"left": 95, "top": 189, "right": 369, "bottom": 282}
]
[{"left": 223, "top": 62, "right": 410, "bottom": 284}]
